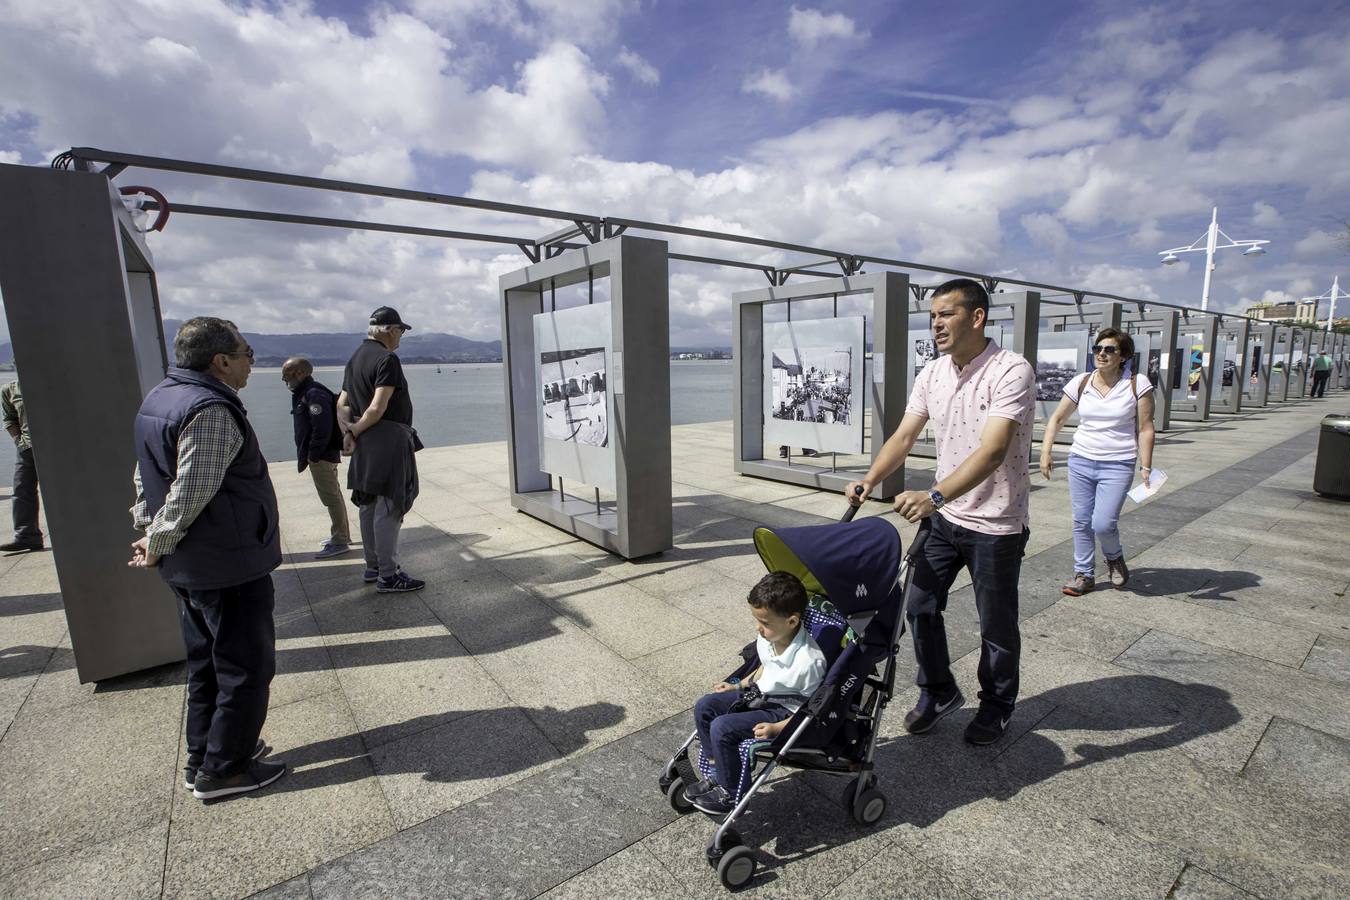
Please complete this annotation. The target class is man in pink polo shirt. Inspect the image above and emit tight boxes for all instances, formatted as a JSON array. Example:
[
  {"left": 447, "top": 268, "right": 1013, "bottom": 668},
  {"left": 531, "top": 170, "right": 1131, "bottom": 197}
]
[{"left": 847, "top": 278, "right": 1034, "bottom": 745}]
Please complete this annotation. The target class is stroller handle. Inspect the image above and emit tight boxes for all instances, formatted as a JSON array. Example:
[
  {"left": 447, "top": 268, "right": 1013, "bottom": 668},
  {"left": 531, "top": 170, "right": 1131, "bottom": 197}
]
[
  {"left": 906, "top": 517, "right": 933, "bottom": 564},
  {"left": 840, "top": 485, "right": 865, "bottom": 523}
]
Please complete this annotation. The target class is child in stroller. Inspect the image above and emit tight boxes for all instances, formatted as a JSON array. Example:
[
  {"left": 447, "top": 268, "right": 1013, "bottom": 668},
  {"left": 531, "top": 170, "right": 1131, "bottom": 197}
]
[
  {"left": 658, "top": 508, "right": 929, "bottom": 891},
  {"left": 686, "top": 571, "right": 828, "bottom": 816}
]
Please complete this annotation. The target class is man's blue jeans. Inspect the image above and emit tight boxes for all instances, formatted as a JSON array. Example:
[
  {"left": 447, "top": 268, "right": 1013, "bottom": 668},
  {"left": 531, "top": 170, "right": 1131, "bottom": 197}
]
[
  {"left": 1066, "top": 453, "right": 1136, "bottom": 575},
  {"left": 906, "top": 513, "right": 1029, "bottom": 715}
]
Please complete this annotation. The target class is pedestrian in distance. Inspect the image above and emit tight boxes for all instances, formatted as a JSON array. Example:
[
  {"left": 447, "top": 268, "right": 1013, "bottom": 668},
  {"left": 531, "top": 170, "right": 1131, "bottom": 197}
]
[
  {"left": 1, "top": 377, "right": 45, "bottom": 552},
  {"left": 1040, "top": 328, "right": 1156, "bottom": 596},
  {"left": 1310, "top": 350, "right": 1333, "bottom": 398},
  {"left": 129, "top": 317, "right": 286, "bottom": 801},
  {"left": 846, "top": 278, "right": 1035, "bottom": 746},
  {"left": 281, "top": 357, "right": 352, "bottom": 559},
  {"left": 337, "top": 307, "right": 425, "bottom": 594}
]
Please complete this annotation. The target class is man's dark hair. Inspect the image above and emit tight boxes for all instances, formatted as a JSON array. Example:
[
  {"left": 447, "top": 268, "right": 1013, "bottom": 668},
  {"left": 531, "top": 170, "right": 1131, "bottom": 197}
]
[
  {"left": 931, "top": 278, "right": 990, "bottom": 317},
  {"left": 747, "top": 571, "right": 808, "bottom": 619},
  {"left": 174, "top": 317, "right": 241, "bottom": 371}
]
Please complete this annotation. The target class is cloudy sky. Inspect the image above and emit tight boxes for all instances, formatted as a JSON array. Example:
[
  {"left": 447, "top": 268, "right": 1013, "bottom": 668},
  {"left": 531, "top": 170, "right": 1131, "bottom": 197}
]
[{"left": 2, "top": 0, "right": 1348, "bottom": 346}]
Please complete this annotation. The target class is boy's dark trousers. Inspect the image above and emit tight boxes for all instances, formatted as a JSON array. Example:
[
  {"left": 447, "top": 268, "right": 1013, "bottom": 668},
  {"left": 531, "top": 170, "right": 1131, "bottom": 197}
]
[
  {"left": 694, "top": 691, "right": 792, "bottom": 793},
  {"left": 905, "top": 513, "right": 1029, "bottom": 715},
  {"left": 174, "top": 575, "right": 277, "bottom": 779}
]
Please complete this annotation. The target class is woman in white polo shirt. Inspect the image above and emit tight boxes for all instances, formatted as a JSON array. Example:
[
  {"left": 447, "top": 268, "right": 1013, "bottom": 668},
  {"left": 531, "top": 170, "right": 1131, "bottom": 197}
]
[{"left": 1040, "top": 328, "right": 1156, "bottom": 596}]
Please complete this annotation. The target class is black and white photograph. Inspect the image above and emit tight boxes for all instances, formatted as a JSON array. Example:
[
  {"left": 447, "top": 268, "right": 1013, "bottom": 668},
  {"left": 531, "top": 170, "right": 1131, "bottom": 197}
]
[
  {"left": 770, "top": 347, "right": 853, "bottom": 425},
  {"left": 540, "top": 348, "right": 607, "bottom": 447},
  {"left": 1036, "top": 347, "right": 1079, "bottom": 401},
  {"left": 913, "top": 336, "right": 937, "bottom": 377},
  {"left": 1147, "top": 348, "right": 1162, "bottom": 388},
  {"left": 762, "top": 316, "right": 865, "bottom": 455}
]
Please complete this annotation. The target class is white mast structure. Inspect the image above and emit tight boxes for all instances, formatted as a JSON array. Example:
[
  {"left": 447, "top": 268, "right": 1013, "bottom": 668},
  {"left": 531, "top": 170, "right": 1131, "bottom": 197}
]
[{"left": 1159, "top": 207, "right": 1271, "bottom": 311}]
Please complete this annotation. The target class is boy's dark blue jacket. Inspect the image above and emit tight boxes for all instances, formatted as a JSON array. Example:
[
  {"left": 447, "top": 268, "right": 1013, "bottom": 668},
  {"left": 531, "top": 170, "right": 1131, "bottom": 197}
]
[{"left": 290, "top": 376, "right": 342, "bottom": 472}]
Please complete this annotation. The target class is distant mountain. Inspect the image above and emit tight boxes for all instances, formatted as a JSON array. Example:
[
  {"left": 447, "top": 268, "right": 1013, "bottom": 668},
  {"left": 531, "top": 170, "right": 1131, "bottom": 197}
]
[
  {"left": 0, "top": 341, "right": 10, "bottom": 365},
  {"left": 161, "top": 320, "right": 501, "bottom": 366}
]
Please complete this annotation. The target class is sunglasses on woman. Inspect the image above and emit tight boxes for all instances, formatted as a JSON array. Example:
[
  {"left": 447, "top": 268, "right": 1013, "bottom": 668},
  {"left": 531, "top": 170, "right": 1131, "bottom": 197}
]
[{"left": 1091, "top": 345, "right": 1120, "bottom": 356}]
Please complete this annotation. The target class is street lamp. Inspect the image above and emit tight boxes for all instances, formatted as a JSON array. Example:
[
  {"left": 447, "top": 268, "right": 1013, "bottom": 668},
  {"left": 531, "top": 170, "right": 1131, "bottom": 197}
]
[
  {"left": 1303, "top": 276, "right": 1342, "bottom": 334},
  {"left": 1159, "top": 207, "right": 1271, "bottom": 311}
]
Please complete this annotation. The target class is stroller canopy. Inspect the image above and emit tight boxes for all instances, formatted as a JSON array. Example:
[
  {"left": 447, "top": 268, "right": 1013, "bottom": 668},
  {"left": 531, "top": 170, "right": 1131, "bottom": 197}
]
[{"left": 753, "top": 516, "right": 902, "bottom": 616}]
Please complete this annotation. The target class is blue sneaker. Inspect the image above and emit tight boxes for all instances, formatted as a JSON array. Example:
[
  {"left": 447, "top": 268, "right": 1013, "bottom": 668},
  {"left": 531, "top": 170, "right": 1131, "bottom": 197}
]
[
  {"left": 362, "top": 567, "right": 380, "bottom": 583},
  {"left": 376, "top": 572, "right": 426, "bottom": 593},
  {"left": 315, "top": 542, "right": 351, "bottom": 560},
  {"left": 903, "top": 687, "right": 964, "bottom": 734}
]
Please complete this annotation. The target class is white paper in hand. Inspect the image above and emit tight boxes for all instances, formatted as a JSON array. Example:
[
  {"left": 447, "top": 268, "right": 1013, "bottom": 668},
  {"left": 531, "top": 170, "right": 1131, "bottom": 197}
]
[{"left": 1127, "top": 468, "right": 1167, "bottom": 504}]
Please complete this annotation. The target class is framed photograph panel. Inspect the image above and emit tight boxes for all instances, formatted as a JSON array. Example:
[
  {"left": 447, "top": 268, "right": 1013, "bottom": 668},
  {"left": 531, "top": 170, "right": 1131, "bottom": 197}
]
[
  {"left": 534, "top": 302, "right": 617, "bottom": 492},
  {"left": 762, "top": 316, "right": 865, "bottom": 455}
]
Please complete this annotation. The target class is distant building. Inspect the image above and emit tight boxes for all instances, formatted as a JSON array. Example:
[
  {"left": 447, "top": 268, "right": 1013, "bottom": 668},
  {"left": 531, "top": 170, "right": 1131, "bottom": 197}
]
[{"left": 1245, "top": 300, "right": 1318, "bottom": 324}]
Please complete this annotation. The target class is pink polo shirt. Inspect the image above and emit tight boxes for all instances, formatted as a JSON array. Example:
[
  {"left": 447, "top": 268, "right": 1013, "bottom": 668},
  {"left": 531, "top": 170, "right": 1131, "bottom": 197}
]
[{"left": 906, "top": 339, "right": 1035, "bottom": 535}]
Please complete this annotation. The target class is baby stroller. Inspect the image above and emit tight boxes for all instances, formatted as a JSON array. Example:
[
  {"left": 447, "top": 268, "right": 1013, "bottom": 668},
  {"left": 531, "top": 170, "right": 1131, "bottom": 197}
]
[{"left": 657, "top": 500, "right": 930, "bottom": 890}]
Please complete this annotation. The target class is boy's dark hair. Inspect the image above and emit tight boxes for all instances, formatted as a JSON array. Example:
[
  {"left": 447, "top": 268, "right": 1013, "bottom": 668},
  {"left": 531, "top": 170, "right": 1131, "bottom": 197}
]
[
  {"left": 747, "top": 571, "right": 808, "bottom": 619},
  {"left": 931, "top": 278, "right": 990, "bottom": 316}
]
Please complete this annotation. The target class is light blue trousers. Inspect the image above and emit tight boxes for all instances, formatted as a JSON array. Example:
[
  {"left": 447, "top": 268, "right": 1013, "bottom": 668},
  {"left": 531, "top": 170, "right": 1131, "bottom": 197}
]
[{"left": 1067, "top": 454, "right": 1135, "bottom": 575}]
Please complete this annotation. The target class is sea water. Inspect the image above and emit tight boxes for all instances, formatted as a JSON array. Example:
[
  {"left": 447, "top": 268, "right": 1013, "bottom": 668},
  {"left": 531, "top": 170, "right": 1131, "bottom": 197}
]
[{"left": 0, "top": 361, "right": 735, "bottom": 488}]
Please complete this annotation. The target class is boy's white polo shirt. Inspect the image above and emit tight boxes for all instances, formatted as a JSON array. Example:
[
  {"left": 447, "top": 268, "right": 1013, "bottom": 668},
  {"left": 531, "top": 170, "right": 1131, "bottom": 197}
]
[{"left": 755, "top": 626, "right": 826, "bottom": 712}]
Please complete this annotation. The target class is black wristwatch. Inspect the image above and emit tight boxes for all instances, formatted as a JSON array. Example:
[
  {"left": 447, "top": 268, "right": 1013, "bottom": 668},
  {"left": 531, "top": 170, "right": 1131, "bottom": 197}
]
[{"left": 928, "top": 488, "right": 946, "bottom": 510}]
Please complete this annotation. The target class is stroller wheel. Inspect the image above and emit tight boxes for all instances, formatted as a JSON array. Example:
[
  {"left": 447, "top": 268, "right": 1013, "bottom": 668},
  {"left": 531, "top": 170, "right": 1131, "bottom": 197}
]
[
  {"left": 665, "top": 779, "right": 694, "bottom": 814},
  {"left": 852, "top": 788, "right": 887, "bottom": 826},
  {"left": 705, "top": 828, "right": 743, "bottom": 866},
  {"left": 717, "top": 846, "right": 756, "bottom": 890}
]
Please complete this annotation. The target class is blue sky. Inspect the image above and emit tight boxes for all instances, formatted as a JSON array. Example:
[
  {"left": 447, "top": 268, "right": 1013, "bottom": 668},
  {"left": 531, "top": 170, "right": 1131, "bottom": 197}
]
[{"left": 2, "top": 0, "right": 1348, "bottom": 345}]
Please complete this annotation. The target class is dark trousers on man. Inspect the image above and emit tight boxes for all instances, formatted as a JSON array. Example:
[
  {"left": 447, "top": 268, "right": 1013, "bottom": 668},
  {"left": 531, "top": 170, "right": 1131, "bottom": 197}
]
[
  {"left": 1312, "top": 370, "right": 1330, "bottom": 398},
  {"left": 174, "top": 575, "right": 276, "bottom": 778},
  {"left": 11, "top": 447, "right": 43, "bottom": 546},
  {"left": 905, "top": 514, "right": 1029, "bottom": 715}
]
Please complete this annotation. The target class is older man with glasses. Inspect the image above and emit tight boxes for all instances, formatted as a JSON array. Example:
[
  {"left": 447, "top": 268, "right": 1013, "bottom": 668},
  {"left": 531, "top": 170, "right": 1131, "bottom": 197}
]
[{"left": 129, "top": 317, "right": 287, "bottom": 801}]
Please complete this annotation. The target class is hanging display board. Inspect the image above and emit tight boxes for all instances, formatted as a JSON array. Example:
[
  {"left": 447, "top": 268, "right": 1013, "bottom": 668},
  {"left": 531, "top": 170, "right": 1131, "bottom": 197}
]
[
  {"left": 1035, "top": 330, "right": 1089, "bottom": 422},
  {"left": 533, "top": 302, "right": 616, "bottom": 492},
  {"left": 762, "top": 316, "right": 865, "bottom": 455}
]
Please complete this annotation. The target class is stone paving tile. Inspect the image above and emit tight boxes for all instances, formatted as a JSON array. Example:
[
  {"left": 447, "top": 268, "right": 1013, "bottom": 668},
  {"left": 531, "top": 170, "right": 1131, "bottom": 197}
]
[
  {"left": 1301, "top": 633, "right": 1350, "bottom": 685},
  {"left": 365, "top": 705, "right": 561, "bottom": 830},
  {"left": 632, "top": 630, "right": 749, "bottom": 701},
  {"left": 1114, "top": 630, "right": 1350, "bottom": 741},
  {"left": 0, "top": 682, "right": 181, "bottom": 876},
  {"left": 538, "top": 843, "right": 687, "bottom": 900},
  {"left": 164, "top": 691, "right": 395, "bottom": 900},
  {"left": 247, "top": 875, "right": 314, "bottom": 899},
  {"left": 1022, "top": 602, "right": 1151, "bottom": 662},
  {"left": 1168, "top": 864, "right": 1261, "bottom": 900},
  {"left": 0, "top": 818, "right": 167, "bottom": 900},
  {"left": 0, "top": 669, "right": 37, "bottom": 739},
  {"left": 1240, "top": 716, "right": 1350, "bottom": 806},
  {"left": 821, "top": 846, "right": 976, "bottom": 899}
]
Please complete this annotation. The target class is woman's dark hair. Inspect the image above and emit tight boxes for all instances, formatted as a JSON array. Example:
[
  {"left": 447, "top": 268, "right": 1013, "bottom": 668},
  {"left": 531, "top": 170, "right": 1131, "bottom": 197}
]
[
  {"left": 174, "top": 317, "right": 241, "bottom": 371},
  {"left": 1094, "top": 327, "right": 1135, "bottom": 366},
  {"left": 747, "top": 571, "right": 808, "bottom": 619}
]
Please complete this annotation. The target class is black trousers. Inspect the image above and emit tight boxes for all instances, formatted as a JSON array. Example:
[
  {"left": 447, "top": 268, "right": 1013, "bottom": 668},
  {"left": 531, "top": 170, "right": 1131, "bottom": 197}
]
[
  {"left": 11, "top": 446, "right": 42, "bottom": 544},
  {"left": 174, "top": 574, "right": 277, "bottom": 778},
  {"left": 1311, "top": 370, "right": 1330, "bottom": 398},
  {"left": 905, "top": 514, "right": 1029, "bottom": 715}
]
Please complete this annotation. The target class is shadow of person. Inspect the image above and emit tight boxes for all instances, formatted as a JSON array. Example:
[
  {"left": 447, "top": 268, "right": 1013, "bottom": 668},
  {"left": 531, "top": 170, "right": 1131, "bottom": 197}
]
[
  {"left": 866, "top": 674, "right": 1241, "bottom": 831},
  {"left": 1125, "top": 566, "right": 1262, "bottom": 600},
  {"left": 271, "top": 702, "right": 627, "bottom": 795}
]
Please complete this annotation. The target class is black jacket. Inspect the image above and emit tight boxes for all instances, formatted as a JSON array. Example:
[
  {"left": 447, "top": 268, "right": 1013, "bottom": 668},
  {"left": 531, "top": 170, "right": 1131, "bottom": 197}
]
[{"left": 290, "top": 376, "right": 342, "bottom": 472}]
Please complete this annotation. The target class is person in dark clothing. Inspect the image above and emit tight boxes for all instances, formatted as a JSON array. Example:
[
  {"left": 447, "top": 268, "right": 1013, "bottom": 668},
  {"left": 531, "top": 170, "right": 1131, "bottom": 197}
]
[
  {"left": 282, "top": 357, "right": 351, "bottom": 559},
  {"left": 129, "top": 317, "right": 286, "bottom": 801},
  {"left": 1, "top": 378, "right": 44, "bottom": 551},
  {"left": 338, "top": 306, "right": 425, "bottom": 594}
]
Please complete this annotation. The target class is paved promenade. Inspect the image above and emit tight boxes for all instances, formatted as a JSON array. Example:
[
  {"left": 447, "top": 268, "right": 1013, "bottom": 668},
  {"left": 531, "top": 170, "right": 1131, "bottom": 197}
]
[{"left": 1, "top": 398, "right": 1348, "bottom": 898}]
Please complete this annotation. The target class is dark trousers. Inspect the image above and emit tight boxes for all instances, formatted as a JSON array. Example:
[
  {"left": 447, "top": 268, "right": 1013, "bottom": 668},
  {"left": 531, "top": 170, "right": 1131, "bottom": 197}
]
[
  {"left": 12, "top": 446, "right": 42, "bottom": 544},
  {"left": 694, "top": 691, "right": 792, "bottom": 792},
  {"left": 1312, "top": 370, "right": 1330, "bottom": 398},
  {"left": 905, "top": 514, "right": 1029, "bottom": 715},
  {"left": 175, "top": 574, "right": 277, "bottom": 778}
]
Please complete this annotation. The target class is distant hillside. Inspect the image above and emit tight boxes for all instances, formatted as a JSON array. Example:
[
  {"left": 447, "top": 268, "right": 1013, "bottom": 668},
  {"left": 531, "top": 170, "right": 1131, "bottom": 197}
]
[
  {"left": 0, "top": 342, "right": 10, "bottom": 365},
  {"left": 162, "top": 320, "right": 501, "bottom": 366}
]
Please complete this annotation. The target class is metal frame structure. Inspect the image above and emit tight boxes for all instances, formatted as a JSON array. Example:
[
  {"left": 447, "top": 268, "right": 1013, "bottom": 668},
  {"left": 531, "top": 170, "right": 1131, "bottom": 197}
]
[
  {"left": 1243, "top": 321, "right": 1276, "bottom": 408},
  {"left": 1122, "top": 306, "right": 1179, "bottom": 431},
  {"left": 0, "top": 164, "right": 182, "bottom": 682},
  {"left": 1169, "top": 313, "right": 1222, "bottom": 422},
  {"left": 732, "top": 271, "right": 909, "bottom": 498},
  {"left": 1211, "top": 315, "right": 1252, "bottom": 415},
  {"left": 499, "top": 236, "right": 672, "bottom": 559}
]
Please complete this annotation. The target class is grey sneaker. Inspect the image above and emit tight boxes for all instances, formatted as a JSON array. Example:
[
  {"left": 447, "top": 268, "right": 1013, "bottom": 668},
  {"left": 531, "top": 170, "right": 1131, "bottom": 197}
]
[
  {"left": 184, "top": 739, "right": 269, "bottom": 790},
  {"left": 315, "top": 542, "right": 351, "bottom": 560},
  {"left": 193, "top": 759, "right": 287, "bottom": 801},
  {"left": 1062, "top": 574, "right": 1095, "bottom": 597},
  {"left": 1106, "top": 556, "right": 1130, "bottom": 588}
]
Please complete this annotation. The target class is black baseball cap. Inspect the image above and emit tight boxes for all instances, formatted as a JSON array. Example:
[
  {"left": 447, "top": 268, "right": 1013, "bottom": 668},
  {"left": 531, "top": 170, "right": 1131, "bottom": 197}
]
[{"left": 369, "top": 306, "right": 412, "bottom": 331}]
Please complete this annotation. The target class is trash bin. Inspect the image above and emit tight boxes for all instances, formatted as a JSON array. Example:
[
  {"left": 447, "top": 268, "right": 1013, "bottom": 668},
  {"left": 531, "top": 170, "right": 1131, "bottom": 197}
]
[{"left": 1313, "top": 414, "right": 1350, "bottom": 499}]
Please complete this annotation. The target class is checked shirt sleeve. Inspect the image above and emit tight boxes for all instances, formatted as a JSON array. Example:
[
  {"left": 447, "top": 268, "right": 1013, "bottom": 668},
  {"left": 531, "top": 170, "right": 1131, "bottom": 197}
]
[{"left": 146, "top": 405, "right": 244, "bottom": 558}]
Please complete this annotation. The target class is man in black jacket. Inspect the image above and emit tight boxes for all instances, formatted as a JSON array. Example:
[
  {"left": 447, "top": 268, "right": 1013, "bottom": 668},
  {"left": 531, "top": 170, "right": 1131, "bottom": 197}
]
[{"left": 282, "top": 357, "right": 351, "bottom": 559}]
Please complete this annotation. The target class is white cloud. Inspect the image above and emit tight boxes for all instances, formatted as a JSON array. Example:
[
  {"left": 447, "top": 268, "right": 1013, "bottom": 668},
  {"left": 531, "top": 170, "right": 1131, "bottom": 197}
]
[
  {"left": 1008, "top": 95, "right": 1076, "bottom": 128},
  {"left": 788, "top": 7, "right": 862, "bottom": 47},
  {"left": 742, "top": 68, "right": 795, "bottom": 102},
  {"left": 410, "top": 0, "right": 637, "bottom": 47},
  {"left": 1251, "top": 201, "right": 1282, "bottom": 228},
  {"left": 1020, "top": 212, "right": 1070, "bottom": 254},
  {"left": 0, "top": 150, "right": 22, "bottom": 164},
  {"left": 615, "top": 46, "right": 659, "bottom": 85},
  {"left": 1294, "top": 229, "right": 1339, "bottom": 257}
]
